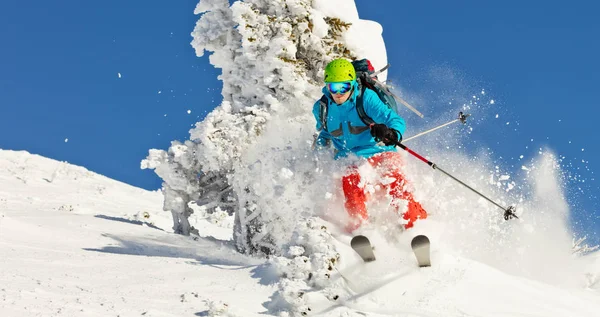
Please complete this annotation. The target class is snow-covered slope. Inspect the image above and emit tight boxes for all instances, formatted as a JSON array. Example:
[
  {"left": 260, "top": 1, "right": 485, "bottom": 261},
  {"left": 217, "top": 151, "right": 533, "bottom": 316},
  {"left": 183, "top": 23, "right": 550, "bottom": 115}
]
[
  {"left": 2, "top": 149, "right": 599, "bottom": 317},
  {"left": 0, "top": 150, "right": 273, "bottom": 316},
  {"left": 0, "top": 150, "right": 165, "bottom": 227},
  {"left": 305, "top": 226, "right": 600, "bottom": 316}
]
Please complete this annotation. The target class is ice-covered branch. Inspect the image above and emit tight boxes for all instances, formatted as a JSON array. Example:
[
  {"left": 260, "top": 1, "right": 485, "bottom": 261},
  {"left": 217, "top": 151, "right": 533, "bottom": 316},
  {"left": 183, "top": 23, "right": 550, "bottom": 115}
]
[{"left": 573, "top": 236, "right": 600, "bottom": 256}]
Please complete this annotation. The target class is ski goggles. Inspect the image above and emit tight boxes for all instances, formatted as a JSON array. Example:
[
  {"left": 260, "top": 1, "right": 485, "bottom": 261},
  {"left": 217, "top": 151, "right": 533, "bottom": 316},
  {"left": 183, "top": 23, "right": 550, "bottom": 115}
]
[{"left": 326, "top": 81, "right": 353, "bottom": 95}]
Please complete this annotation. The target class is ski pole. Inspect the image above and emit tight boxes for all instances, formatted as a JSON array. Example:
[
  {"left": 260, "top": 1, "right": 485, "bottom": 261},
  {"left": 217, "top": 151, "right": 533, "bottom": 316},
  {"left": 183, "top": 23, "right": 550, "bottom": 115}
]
[
  {"left": 403, "top": 112, "right": 470, "bottom": 142},
  {"left": 372, "top": 75, "right": 425, "bottom": 118},
  {"left": 395, "top": 142, "right": 518, "bottom": 221},
  {"left": 371, "top": 64, "right": 390, "bottom": 78},
  {"left": 393, "top": 94, "right": 424, "bottom": 118}
]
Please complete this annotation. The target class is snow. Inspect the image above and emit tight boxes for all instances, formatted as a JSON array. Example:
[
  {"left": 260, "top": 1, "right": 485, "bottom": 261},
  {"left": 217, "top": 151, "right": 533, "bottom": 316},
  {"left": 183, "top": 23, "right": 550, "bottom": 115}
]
[
  {"left": 313, "top": 0, "right": 388, "bottom": 80},
  {"left": 2, "top": 150, "right": 600, "bottom": 316},
  {"left": 345, "top": 20, "right": 388, "bottom": 81},
  {"left": 0, "top": 150, "right": 273, "bottom": 316},
  {"left": 3, "top": 0, "right": 600, "bottom": 316},
  {"left": 312, "top": 0, "right": 359, "bottom": 22}
]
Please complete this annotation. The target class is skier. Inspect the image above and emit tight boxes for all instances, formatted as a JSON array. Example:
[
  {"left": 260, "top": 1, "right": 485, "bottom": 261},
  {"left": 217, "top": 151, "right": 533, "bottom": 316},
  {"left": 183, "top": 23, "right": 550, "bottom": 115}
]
[{"left": 313, "top": 58, "right": 428, "bottom": 233}]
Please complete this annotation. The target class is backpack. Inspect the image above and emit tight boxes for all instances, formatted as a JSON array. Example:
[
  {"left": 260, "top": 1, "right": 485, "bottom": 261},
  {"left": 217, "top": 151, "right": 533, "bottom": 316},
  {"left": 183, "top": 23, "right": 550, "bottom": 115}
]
[{"left": 318, "top": 59, "right": 398, "bottom": 132}]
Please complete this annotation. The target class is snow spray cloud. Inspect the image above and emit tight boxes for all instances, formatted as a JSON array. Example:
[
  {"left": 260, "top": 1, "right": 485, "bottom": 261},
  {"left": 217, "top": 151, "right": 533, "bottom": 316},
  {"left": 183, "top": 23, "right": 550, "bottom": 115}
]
[
  {"left": 392, "top": 68, "right": 583, "bottom": 285},
  {"left": 386, "top": 62, "right": 594, "bottom": 287}
]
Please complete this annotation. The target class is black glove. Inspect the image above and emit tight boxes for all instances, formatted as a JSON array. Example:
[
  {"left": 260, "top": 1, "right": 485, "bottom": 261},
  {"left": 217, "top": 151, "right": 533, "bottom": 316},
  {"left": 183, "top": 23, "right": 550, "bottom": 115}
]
[{"left": 370, "top": 124, "right": 400, "bottom": 146}]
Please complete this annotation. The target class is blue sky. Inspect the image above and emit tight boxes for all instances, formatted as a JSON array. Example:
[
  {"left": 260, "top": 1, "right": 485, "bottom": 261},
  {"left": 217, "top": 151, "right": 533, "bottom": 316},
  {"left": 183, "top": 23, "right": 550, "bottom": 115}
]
[
  {"left": 1, "top": 1, "right": 598, "bottom": 240},
  {"left": 1, "top": 0, "right": 221, "bottom": 188}
]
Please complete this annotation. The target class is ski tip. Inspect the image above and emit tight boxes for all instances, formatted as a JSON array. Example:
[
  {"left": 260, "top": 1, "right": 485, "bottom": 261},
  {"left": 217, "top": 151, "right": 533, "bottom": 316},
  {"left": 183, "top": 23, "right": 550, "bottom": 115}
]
[
  {"left": 411, "top": 235, "right": 430, "bottom": 248},
  {"left": 350, "top": 235, "right": 369, "bottom": 246},
  {"left": 411, "top": 235, "right": 431, "bottom": 267},
  {"left": 350, "top": 235, "right": 376, "bottom": 262}
]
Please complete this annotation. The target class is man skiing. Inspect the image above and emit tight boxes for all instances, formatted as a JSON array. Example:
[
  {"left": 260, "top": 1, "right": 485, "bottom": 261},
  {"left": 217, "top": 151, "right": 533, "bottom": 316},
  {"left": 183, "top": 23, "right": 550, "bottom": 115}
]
[{"left": 313, "top": 58, "right": 427, "bottom": 233}]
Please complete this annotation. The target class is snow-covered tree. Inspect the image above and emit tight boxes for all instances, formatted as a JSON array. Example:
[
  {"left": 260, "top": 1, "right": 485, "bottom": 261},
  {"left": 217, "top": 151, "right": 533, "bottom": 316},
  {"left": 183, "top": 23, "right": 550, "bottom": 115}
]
[{"left": 142, "top": 0, "right": 386, "bottom": 255}]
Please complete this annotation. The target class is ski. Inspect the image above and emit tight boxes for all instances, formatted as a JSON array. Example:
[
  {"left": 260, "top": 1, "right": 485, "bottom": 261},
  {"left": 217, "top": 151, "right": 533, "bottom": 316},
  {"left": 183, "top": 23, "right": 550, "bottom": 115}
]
[
  {"left": 350, "top": 235, "right": 376, "bottom": 262},
  {"left": 351, "top": 235, "right": 430, "bottom": 267},
  {"left": 411, "top": 235, "right": 431, "bottom": 267}
]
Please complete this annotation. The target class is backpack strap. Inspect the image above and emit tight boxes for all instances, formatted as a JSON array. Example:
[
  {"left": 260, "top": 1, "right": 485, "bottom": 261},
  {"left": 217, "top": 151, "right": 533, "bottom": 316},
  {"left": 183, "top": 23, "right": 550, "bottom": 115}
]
[
  {"left": 318, "top": 95, "right": 329, "bottom": 131},
  {"left": 356, "top": 75, "right": 375, "bottom": 126}
]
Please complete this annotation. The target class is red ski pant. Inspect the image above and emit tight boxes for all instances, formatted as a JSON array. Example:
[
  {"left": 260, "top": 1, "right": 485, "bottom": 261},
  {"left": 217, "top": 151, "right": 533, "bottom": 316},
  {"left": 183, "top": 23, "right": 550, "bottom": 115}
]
[{"left": 342, "top": 152, "right": 427, "bottom": 231}]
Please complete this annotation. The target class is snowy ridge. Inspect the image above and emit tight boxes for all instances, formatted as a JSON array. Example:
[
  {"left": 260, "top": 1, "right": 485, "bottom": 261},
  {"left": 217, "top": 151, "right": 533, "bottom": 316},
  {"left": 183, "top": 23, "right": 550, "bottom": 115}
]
[{"left": 0, "top": 150, "right": 164, "bottom": 224}]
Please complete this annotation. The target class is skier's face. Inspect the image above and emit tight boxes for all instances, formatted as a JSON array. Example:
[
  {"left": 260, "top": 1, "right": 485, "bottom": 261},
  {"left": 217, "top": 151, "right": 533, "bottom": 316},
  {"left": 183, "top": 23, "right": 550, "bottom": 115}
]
[
  {"left": 331, "top": 89, "right": 352, "bottom": 104},
  {"left": 327, "top": 81, "right": 353, "bottom": 104}
]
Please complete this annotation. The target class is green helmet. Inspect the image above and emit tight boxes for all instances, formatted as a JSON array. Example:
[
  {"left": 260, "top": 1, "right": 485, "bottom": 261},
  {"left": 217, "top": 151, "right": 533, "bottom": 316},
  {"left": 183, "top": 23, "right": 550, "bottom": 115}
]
[{"left": 324, "top": 58, "right": 356, "bottom": 83}]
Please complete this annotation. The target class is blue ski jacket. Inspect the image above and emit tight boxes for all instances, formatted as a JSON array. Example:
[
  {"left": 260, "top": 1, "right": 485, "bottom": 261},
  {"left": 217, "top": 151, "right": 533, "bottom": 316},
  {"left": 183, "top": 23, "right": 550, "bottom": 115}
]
[{"left": 312, "top": 81, "right": 406, "bottom": 159}]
